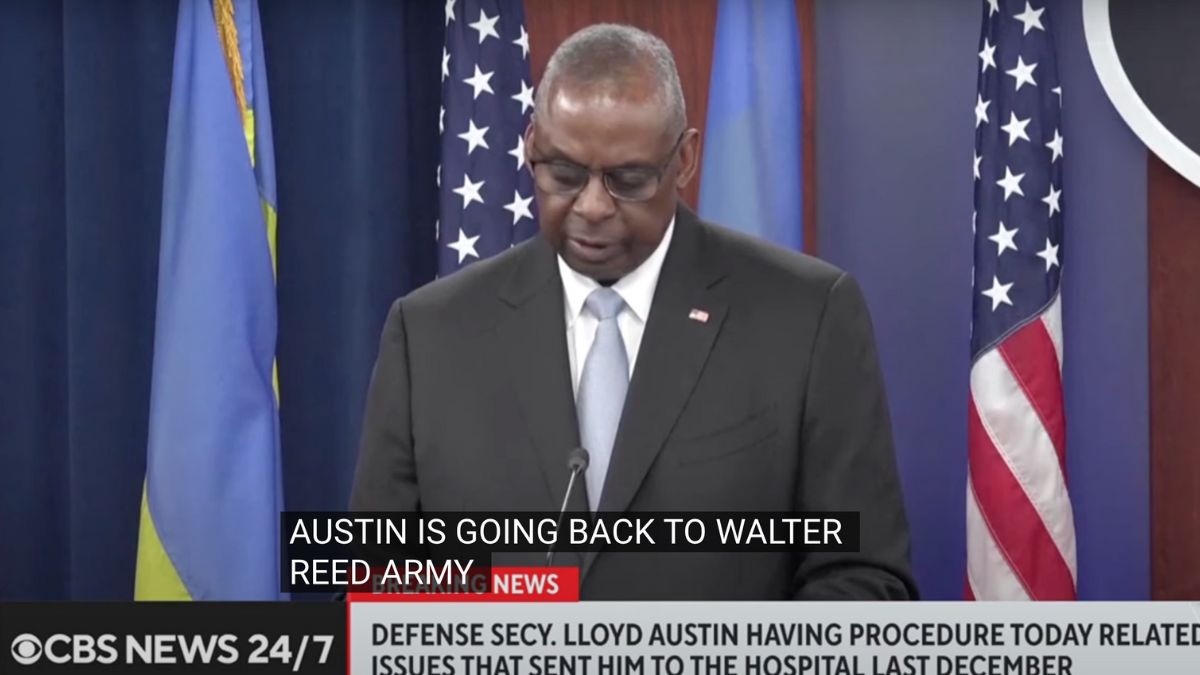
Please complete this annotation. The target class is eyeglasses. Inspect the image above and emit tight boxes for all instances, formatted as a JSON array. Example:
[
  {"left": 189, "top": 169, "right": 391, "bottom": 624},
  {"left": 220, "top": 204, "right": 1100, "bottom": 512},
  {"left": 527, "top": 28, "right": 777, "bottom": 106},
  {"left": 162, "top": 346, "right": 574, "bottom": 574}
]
[{"left": 528, "top": 131, "right": 686, "bottom": 203}]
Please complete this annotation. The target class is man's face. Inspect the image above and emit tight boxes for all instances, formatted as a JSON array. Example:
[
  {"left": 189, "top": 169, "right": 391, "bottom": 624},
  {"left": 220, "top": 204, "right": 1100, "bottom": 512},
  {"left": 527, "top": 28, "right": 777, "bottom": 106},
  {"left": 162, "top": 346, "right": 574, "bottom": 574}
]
[{"left": 525, "top": 83, "right": 699, "bottom": 282}]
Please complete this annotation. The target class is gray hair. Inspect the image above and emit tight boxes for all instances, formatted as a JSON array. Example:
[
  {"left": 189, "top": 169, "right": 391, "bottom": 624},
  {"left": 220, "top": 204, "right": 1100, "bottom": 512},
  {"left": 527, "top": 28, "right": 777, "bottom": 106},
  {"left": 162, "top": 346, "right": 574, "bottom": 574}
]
[{"left": 535, "top": 24, "right": 686, "bottom": 136}]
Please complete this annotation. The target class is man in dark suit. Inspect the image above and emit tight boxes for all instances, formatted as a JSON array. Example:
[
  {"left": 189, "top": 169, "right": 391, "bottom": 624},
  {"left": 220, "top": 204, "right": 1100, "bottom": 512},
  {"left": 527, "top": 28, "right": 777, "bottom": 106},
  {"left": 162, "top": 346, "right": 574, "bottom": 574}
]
[{"left": 352, "top": 24, "right": 916, "bottom": 600}]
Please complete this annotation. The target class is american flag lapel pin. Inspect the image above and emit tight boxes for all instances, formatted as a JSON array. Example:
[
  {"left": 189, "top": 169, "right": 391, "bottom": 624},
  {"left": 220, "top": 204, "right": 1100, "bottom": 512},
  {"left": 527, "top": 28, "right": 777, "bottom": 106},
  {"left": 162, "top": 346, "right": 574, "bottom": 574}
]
[{"left": 688, "top": 308, "right": 709, "bottom": 323}]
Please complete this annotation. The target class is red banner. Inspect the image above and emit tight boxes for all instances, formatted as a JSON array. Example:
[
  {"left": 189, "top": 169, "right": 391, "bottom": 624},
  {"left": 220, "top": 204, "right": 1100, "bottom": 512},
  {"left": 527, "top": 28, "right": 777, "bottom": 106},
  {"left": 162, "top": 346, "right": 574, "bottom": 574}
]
[{"left": 348, "top": 566, "right": 579, "bottom": 603}]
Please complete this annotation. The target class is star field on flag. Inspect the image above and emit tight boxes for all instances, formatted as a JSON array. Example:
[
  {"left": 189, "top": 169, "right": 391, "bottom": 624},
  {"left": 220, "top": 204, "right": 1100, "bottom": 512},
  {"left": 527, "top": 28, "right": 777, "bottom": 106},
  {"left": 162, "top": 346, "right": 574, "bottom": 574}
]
[{"left": 438, "top": 0, "right": 538, "bottom": 275}]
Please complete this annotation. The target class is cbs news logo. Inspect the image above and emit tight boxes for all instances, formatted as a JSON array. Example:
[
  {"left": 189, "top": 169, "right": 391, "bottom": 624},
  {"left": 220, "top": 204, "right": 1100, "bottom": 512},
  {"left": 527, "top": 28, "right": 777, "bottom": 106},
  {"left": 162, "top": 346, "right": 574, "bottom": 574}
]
[{"left": 10, "top": 633, "right": 120, "bottom": 666}]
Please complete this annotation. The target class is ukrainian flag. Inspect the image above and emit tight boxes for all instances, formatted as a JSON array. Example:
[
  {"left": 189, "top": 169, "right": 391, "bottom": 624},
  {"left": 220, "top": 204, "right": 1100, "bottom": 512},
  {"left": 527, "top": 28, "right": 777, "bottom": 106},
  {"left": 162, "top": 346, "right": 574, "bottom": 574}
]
[
  {"left": 135, "top": 0, "right": 282, "bottom": 600},
  {"left": 699, "top": 0, "right": 805, "bottom": 250}
]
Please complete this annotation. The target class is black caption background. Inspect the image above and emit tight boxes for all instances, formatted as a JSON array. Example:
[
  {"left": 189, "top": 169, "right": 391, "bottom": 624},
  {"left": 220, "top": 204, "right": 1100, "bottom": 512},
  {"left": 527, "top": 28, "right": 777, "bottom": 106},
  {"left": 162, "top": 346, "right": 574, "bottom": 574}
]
[{"left": 283, "top": 512, "right": 860, "bottom": 593}]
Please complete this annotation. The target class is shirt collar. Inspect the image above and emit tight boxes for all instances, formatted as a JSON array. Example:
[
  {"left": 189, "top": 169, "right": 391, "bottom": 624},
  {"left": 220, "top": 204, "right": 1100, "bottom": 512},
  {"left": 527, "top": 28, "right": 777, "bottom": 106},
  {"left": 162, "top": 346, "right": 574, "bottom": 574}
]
[{"left": 558, "top": 215, "right": 676, "bottom": 325}]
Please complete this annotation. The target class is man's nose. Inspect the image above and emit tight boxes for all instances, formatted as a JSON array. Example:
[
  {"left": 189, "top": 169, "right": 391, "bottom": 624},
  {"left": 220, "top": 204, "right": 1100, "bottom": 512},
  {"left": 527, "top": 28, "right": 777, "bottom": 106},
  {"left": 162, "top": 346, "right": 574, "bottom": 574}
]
[{"left": 572, "top": 172, "right": 617, "bottom": 223}]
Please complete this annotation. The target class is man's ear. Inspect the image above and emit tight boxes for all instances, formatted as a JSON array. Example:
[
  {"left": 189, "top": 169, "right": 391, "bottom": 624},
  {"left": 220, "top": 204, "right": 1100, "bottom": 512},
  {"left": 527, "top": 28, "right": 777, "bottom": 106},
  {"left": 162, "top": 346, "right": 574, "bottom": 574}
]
[
  {"left": 522, "top": 119, "right": 535, "bottom": 171},
  {"left": 675, "top": 128, "right": 701, "bottom": 188}
]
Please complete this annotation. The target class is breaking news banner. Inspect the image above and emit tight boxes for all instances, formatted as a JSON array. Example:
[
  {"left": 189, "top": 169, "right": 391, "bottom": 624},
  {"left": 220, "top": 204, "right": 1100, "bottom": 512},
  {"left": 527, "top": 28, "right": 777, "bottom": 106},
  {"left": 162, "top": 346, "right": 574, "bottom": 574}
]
[
  {"left": 283, "top": 513, "right": 859, "bottom": 594},
  {"left": 2, "top": 600, "right": 1200, "bottom": 673},
  {"left": 351, "top": 603, "right": 1200, "bottom": 675},
  {"left": 2, "top": 515, "right": 1196, "bottom": 674}
]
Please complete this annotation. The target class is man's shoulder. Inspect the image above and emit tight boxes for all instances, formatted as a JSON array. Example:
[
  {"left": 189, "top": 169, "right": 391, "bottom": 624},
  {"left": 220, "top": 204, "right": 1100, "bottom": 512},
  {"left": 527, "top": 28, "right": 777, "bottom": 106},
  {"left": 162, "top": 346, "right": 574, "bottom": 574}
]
[
  {"left": 389, "top": 236, "right": 547, "bottom": 331},
  {"left": 698, "top": 218, "right": 845, "bottom": 294}
]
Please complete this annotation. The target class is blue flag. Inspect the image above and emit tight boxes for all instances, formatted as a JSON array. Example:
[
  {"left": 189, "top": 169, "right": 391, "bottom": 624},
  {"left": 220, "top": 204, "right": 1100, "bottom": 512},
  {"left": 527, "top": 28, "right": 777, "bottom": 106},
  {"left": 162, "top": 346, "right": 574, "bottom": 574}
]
[
  {"left": 699, "top": 0, "right": 805, "bottom": 250},
  {"left": 135, "top": 0, "right": 282, "bottom": 600}
]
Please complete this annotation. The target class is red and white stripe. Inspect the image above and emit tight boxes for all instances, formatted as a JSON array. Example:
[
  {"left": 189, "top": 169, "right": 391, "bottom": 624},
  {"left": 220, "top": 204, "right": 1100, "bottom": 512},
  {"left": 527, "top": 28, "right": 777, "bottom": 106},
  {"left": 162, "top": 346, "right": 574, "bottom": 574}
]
[{"left": 967, "top": 294, "right": 1077, "bottom": 600}]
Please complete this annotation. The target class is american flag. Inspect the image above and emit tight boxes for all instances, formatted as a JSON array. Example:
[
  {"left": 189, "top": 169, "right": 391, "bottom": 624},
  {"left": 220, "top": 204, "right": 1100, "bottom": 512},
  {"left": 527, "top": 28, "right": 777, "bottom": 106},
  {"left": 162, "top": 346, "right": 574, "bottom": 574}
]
[
  {"left": 438, "top": 0, "right": 538, "bottom": 275},
  {"left": 967, "top": 0, "right": 1076, "bottom": 600}
]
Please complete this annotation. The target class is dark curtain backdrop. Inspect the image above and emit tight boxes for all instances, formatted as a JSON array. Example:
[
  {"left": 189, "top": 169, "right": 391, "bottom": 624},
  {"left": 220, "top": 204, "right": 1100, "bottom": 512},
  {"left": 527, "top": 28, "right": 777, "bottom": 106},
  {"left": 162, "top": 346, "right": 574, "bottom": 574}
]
[{"left": 0, "top": 0, "right": 442, "bottom": 600}]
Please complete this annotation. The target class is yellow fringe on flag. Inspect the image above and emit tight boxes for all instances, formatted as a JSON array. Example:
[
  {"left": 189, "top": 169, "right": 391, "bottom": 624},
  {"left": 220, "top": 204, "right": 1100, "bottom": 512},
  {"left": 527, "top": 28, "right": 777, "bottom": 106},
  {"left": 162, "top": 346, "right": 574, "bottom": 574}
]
[
  {"left": 213, "top": 0, "right": 255, "bottom": 162},
  {"left": 214, "top": 0, "right": 277, "bottom": 398}
]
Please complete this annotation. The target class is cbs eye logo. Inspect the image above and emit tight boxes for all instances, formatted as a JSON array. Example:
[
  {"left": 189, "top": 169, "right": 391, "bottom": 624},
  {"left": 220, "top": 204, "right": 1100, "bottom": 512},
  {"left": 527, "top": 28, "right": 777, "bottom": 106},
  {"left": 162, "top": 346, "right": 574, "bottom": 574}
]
[{"left": 10, "top": 634, "right": 42, "bottom": 665}]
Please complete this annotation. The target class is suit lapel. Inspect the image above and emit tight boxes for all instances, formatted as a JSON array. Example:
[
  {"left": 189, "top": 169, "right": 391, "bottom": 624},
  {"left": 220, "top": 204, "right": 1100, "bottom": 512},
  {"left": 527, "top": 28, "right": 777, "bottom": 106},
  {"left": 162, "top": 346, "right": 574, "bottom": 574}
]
[
  {"left": 496, "top": 237, "right": 589, "bottom": 569},
  {"left": 583, "top": 208, "right": 729, "bottom": 580}
]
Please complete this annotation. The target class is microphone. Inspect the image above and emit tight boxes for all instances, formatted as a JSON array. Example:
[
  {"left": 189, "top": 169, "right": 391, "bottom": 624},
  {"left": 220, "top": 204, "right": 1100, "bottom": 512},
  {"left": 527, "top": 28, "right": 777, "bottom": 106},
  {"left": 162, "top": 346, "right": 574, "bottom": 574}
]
[{"left": 547, "top": 448, "right": 589, "bottom": 566}]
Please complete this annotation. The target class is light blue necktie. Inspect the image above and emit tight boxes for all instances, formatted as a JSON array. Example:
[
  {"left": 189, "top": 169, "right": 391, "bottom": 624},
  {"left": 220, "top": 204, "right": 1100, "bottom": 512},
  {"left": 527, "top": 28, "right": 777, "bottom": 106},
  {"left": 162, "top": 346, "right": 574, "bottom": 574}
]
[{"left": 577, "top": 287, "right": 629, "bottom": 512}]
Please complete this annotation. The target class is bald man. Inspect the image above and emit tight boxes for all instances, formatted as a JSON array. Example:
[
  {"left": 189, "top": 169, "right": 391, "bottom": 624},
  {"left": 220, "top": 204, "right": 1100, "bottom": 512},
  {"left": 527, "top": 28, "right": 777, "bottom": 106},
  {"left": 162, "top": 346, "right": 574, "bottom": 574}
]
[{"left": 352, "top": 24, "right": 917, "bottom": 600}]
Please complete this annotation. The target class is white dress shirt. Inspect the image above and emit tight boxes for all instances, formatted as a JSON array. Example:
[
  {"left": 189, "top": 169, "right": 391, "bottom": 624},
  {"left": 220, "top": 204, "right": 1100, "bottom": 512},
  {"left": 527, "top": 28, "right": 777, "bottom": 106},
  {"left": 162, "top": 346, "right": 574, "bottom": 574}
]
[{"left": 558, "top": 217, "right": 675, "bottom": 396}]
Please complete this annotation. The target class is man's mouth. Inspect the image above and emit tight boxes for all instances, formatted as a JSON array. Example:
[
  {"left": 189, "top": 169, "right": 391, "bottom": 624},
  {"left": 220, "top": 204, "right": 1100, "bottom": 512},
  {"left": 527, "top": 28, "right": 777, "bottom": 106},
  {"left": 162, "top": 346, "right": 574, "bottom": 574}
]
[{"left": 566, "top": 235, "right": 617, "bottom": 263}]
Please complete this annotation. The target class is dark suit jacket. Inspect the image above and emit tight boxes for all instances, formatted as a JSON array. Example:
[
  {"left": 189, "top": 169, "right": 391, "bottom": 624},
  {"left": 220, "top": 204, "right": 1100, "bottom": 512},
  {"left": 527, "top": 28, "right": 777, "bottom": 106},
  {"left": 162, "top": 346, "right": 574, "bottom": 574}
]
[{"left": 351, "top": 206, "right": 918, "bottom": 600}]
